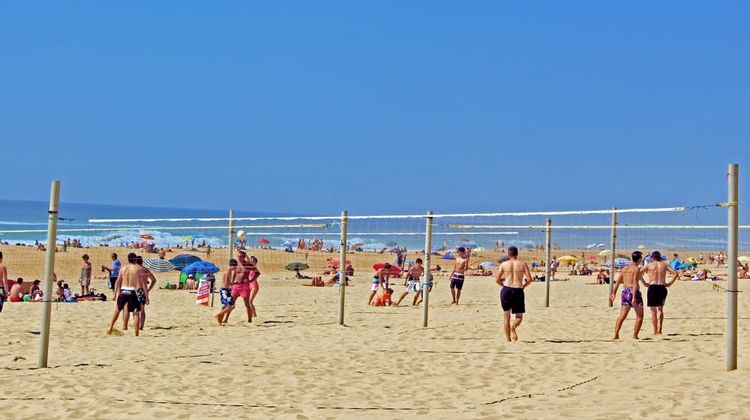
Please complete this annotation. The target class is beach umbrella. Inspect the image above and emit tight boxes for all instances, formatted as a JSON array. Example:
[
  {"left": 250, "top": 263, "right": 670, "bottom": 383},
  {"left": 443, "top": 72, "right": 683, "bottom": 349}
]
[
  {"left": 143, "top": 258, "right": 176, "bottom": 272},
  {"left": 282, "top": 240, "right": 295, "bottom": 247},
  {"left": 182, "top": 261, "right": 220, "bottom": 275},
  {"left": 480, "top": 261, "right": 498, "bottom": 268},
  {"left": 669, "top": 260, "right": 681, "bottom": 270},
  {"left": 442, "top": 251, "right": 454, "bottom": 260},
  {"left": 169, "top": 254, "right": 203, "bottom": 270},
  {"left": 350, "top": 242, "right": 364, "bottom": 249},
  {"left": 285, "top": 262, "right": 310, "bottom": 271},
  {"left": 256, "top": 238, "right": 270, "bottom": 245},
  {"left": 373, "top": 263, "right": 401, "bottom": 275},
  {"left": 139, "top": 233, "right": 155, "bottom": 240},
  {"left": 558, "top": 255, "right": 578, "bottom": 263},
  {"left": 598, "top": 250, "right": 612, "bottom": 257}
]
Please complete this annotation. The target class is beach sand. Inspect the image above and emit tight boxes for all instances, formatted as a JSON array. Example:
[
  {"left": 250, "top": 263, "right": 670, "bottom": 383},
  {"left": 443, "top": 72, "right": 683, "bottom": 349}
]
[{"left": 0, "top": 245, "right": 748, "bottom": 418}]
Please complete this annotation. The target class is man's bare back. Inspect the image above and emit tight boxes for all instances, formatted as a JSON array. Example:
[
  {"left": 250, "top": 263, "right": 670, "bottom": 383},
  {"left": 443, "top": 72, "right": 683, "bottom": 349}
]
[
  {"left": 642, "top": 261, "right": 675, "bottom": 286},
  {"left": 619, "top": 264, "right": 641, "bottom": 289},
  {"left": 497, "top": 260, "right": 532, "bottom": 288}
]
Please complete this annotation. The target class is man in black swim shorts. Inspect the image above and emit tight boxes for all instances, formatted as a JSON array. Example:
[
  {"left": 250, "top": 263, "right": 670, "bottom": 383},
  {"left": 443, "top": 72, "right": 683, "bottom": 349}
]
[
  {"left": 449, "top": 247, "right": 469, "bottom": 305},
  {"left": 495, "top": 246, "right": 534, "bottom": 342}
]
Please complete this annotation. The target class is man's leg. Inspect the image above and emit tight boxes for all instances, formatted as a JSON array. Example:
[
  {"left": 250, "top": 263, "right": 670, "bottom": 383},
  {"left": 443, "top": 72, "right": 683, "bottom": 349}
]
[
  {"left": 412, "top": 292, "right": 421, "bottom": 306},
  {"left": 650, "top": 307, "right": 659, "bottom": 335},
  {"left": 223, "top": 307, "right": 234, "bottom": 324},
  {"left": 503, "top": 310, "right": 512, "bottom": 342},
  {"left": 123, "top": 310, "right": 130, "bottom": 330},
  {"left": 140, "top": 306, "right": 146, "bottom": 330},
  {"left": 108, "top": 308, "right": 121, "bottom": 334},
  {"left": 133, "top": 311, "right": 140, "bottom": 337},
  {"left": 368, "top": 290, "right": 377, "bottom": 305},
  {"left": 633, "top": 306, "right": 644, "bottom": 339},
  {"left": 613, "top": 306, "right": 630, "bottom": 339},
  {"left": 510, "top": 314, "right": 523, "bottom": 341},
  {"left": 450, "top": 286, "right": 457, "bottom": 305},
  {"left": 455, "top": 289, "right": 462, "bottom": 305},
  {"left": 657, "top": 307, "right": 664, "bottom": 335},
  {"left": 243, "top": 296, "right": 252, "bottom": 322},
  {"left": 395, "top": 292, "right": 408, "bottom": 306}
]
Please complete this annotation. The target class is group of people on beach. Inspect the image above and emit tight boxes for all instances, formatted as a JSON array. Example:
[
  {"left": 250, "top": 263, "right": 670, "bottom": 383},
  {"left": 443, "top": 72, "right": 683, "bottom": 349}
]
[
  {"left": 214, "top": 250, "right": 261, "bottom": 325},
  {"left": 107, "top": 252, "right": 157, "bottom": 336}
]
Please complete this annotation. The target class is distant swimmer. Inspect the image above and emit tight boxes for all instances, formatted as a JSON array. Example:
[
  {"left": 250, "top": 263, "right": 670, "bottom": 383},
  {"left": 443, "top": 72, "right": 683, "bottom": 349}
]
[
  {"left": 495, "top": 246, "right": 533, "bottom": 341},
  {"left": 640, "top": 251, "right": 678, "bottom": 336},
  {"left": 610, "top": 251, "right": 645, "bottom": 340},
  {"left": 449, "top": 247, "right": 469, "bottom": 305}
]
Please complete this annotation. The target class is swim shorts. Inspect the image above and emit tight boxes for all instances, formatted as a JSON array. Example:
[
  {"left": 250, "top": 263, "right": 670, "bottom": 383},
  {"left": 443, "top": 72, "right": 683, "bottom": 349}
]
[
  {"left": 647, "top": 284, "right": 668, "bottom": 307},
  {"left": 371, "top": 278, "right": 380, "bottom": 292},
  {"left": 117, "top": 289, "right": 141, "bottom": 312},
  {"left": 450, "top": 272, "right": 465, "bottom": 290},
  {"left": 500, "top": 286, "right": 525, "bottom": 314},
  {"left": 220, "top": 287, "right": 235, "bottom": 308},
  {"left": 621, "top": 287, "right": 643, "bottom": 308},
  {"left": 231, "top": 282, "right": 250, "bottom": 299},
  {"left": 136, "top": 288, "right": 146, "bottom": 305},
  {"left": 405, "top": 278, "right": 420, "bottom": 293}
]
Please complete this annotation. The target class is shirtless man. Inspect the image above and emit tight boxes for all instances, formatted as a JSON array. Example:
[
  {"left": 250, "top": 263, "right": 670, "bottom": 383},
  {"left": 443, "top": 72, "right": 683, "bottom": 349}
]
[
  {"left": 495, "top": 246, "right": 533, "bottom": 341},
  {"left": 215, "top": 259, "right": 237, "bottom": 325},
  {"left": 0, "top": 252, "right": 7, "bottom": 313},
  {"left": 108, "top": 253, "right": 148, "bottom": 336},
  {"left": 232, "top": 251, "right": 254, "bottom": 322},
  {"left": 450, "top": 247, "right": 469, "bottom": 305},
  {"left": 395, "top": 258, "right": 424, "bottom": 306},
  {"left": 9, "top": 278, "right": 24, "bottom": 302},
  {"left": 609, "top": 251, "right": 645, "bottom": 340},
  {"left": 640, "top": 251, "right": 678, "bottom": 336},
  {"left": 368, "top": 264, "right": 392, "bottom": 306},
  {"left": 122, "top": 256, "right": 157, "bottom": 330}
]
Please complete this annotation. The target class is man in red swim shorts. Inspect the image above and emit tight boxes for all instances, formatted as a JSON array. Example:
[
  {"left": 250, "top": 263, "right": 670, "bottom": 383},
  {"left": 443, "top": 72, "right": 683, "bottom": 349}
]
[{"left": 232, "top": 251, "right": 254, "bottom": 323}]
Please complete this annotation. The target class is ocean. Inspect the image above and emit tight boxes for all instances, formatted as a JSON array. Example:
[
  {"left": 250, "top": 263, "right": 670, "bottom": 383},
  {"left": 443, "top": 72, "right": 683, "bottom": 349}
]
[{"left": 0, "top": 199, "right": 743, "bottom": 252}]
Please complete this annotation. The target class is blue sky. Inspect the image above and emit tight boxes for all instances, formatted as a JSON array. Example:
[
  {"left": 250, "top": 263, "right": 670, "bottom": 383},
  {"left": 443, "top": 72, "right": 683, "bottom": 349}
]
[{"left": 1, "top": 1, "right": 747, "bottom": 217}]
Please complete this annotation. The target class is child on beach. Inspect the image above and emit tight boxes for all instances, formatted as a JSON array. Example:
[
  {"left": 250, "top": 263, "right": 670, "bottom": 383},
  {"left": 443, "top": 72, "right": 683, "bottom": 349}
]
[{"left": 373, "top": 287, "right": 393, "bottom": 307}]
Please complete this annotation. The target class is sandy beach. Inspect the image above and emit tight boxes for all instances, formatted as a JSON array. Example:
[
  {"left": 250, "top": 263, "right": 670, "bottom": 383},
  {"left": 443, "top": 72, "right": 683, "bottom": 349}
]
[{"left": 0, "top": 245, "right": 748, "bottom": 419}]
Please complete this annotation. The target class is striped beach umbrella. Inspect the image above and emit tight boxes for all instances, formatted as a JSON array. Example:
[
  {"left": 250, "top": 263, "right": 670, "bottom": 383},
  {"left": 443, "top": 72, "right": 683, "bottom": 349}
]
[{"left": 143, "top": 258, "right": 176, "bottom": 272}]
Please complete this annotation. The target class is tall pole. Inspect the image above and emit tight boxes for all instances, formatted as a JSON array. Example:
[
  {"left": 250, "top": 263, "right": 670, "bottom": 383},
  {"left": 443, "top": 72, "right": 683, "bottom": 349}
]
[
  {"left": 544, "top": 218, "right": 552, "bottom": 307},
  {"left": 727, "top": 163, "right": 739, "bottom": 371},
  {"left": 337, "top": 211, "right": 348, "bottom": 326},
  {"left": 38, "top": 180, "right": 60, "bottom": 368},
  {"left": 608, "top": 207, "right": 617, "bottom": 307},
  {"left": 422, "top": 211, "right": 433, "bottom": 328},
  {"left": 228, "top": 209, "right": 235, "bottom": 261}
]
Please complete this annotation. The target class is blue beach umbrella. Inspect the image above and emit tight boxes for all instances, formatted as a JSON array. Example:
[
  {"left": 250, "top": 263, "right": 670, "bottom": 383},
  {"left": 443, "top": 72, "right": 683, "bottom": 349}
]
[
  {"left": 442, "top": 251, "right": 454, "bottom": 260},
  {"left": 282, "top": 240, "right": 295, "bottom": 247},
  {"left": 461, "top": 241, "right": 478, "bottom": 249},
  {"left": 169, "top": 254, "right": 203, "bottom": 270},
  {"left": 182, "top": 261, "right": 220, "bottom": 275},
  {"left": 480, "top": 261, "right": 498, "bottom": 268},
  {"left": 604, "top": 258, "right": 630, "bottom": 268}
]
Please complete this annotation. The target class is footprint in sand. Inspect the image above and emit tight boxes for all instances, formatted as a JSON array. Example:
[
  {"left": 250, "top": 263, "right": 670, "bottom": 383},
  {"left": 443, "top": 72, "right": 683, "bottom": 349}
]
[{"left": 107, "top": 329, "right": 125, "bottom": 336}]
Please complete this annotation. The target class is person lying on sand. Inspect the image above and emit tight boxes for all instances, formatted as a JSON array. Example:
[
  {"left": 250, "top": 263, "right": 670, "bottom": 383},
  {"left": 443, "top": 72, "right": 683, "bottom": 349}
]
[
  {"left": 372, "top": 287, "right": 393, "bottom": 307},
  {"left": 304, "top": 272, "right": 349, "bottom": 287}
]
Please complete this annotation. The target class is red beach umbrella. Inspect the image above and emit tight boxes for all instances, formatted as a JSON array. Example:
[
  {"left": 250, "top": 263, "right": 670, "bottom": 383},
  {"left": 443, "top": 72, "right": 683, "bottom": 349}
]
[
  {"left": 256, "top": 238, "right": 270, "bottom": 245},
  {"left": 373, "top": 263, "right": 401, "bottom": 275},
  {"left": 139, "top": 233, "right": 155, "bottom": 240}
]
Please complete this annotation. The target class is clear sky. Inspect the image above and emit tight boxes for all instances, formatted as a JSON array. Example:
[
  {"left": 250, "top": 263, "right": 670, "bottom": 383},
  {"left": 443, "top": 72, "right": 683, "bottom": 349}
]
[{"left": 1, "top": 1, "right": 747, "bottom": 217}]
